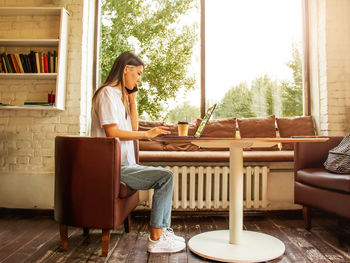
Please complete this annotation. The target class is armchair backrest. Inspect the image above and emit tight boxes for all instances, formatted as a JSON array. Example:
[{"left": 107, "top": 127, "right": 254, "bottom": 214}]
[
  {"left": 55, "top": 136, "right": 124, "bottom": 228},
  {"left": 294, "top": 136, "right": 344, "bottom": 173}
]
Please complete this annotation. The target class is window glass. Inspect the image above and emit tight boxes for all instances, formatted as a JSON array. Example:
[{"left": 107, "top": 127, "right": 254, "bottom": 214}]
[
  {"left": 206, "top": 0, "right": 303, "bottom": 119},
  {"left": 99, "top": 0, "right": 303, "bottom": 123},
  {"left": 99, "top": 0, "right": 200, "bottom": 123}
]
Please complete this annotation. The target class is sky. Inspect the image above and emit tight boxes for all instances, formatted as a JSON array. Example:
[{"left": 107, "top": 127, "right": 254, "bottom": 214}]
[{"left": 174, "top": 0, "right": 303, "bottom": 107}]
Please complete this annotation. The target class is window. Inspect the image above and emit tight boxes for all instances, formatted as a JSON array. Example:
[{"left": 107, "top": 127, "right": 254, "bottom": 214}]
[
  {"left": 205, "top": 0, "right": 304, "bottom": 119},
  {"left": 97, "top": 0, "right": 305, "bottom": 122},
  {"left": 99, "top": 0, "right": 200, "bottom": 123}
]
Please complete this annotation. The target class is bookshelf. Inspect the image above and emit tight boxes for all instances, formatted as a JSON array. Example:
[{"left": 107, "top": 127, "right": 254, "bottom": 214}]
[{"left": 0, "top": 7, "right": 69, "bottom": 110}]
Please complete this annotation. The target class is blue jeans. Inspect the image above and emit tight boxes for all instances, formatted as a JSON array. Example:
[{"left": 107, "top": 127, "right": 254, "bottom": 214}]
[{"left": 120, "top": 163, "right": 174, "bottom": 228}]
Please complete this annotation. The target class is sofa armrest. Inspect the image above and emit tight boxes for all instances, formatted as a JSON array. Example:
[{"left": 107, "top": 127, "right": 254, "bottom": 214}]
[{"left": 294, "top": 136, "right": 344, "bottom": 172}]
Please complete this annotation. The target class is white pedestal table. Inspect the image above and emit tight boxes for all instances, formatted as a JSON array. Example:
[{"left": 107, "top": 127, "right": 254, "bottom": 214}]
[{"left": 180, "top": 137, "right": 328, "bottom": 263}]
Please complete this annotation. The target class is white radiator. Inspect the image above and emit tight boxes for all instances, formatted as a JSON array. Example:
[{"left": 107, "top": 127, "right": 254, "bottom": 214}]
[{"left": 144, "top": 166, "right": 269, "bottom": 210}]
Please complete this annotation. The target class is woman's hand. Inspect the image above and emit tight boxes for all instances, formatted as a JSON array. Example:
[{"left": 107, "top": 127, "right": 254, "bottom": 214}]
[
  {"left": 145, "top": 126, "right": 171, "bottom": 139},
  {"left": 128, "top": 89, "right": 137, "bottom": 103}
]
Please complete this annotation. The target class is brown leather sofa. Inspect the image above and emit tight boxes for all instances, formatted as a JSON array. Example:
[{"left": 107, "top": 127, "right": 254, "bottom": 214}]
[
  {"left": 54, "top": 136, "right": 139, "bottom": 256},
  {"left": 294, "top": 136, "right": 350, "bottom": 230}
]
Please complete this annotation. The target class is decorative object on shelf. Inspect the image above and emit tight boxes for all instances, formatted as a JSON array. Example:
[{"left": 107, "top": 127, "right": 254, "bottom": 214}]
[{"left": 48, "top": 90, "right": 56, "bottom": 104}]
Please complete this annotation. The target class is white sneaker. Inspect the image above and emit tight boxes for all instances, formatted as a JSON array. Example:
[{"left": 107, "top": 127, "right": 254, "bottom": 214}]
[
  {"left": 163, "top": 228, "right": 185, "bottom": 242},
  {"left": 147, "top": 232, "right": 186, "bottom": 253}
]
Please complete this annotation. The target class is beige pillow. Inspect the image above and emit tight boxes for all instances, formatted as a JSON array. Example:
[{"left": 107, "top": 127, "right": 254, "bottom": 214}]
[
  {"left": 276, "top": 116, "right": 316, "bottom": 150},
  {"left": 237, "top": 115, "right": 278, "bottom": 151}
]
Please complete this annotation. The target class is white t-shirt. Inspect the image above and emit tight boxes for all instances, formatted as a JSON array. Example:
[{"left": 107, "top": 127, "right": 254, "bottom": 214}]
[{"left": 91, "top": 86, "right": 136, "bottom": 165}]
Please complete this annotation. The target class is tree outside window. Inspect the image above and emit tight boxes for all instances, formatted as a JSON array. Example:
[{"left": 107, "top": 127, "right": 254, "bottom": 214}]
[{"left": 100, "top": 0, "right": 199, "bottom": 121}]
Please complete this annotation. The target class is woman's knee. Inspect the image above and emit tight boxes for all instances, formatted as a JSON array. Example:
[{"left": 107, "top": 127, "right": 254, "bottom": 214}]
[{"left": 161, "top": 169, "right": 173, "bottom": 185}]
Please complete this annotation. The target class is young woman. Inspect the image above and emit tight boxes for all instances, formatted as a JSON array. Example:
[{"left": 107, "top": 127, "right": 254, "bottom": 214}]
[{"left": 91, "top": 51, "right": 185, "bottom": 253}]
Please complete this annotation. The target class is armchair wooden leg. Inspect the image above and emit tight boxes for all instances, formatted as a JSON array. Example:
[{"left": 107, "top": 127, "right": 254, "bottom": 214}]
[
  {"left": 83, "top": 228, "right": 89, "bottom": 236},
  {"left": 101, "top": 229, "right": 110, "bottom": 257},
  {"left": 124, "top": 214, "right": 131, "bottom": 233},
  {"left": 59, "top": 224, "right": 68, "bottom": 251},
  {"left": 302, "top": 206, "right": 311, "bottom": 230}
]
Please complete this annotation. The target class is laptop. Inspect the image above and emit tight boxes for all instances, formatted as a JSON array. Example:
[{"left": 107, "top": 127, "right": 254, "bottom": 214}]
[{"left": 161, "top": 104, "right": 217, "bottom": 138}]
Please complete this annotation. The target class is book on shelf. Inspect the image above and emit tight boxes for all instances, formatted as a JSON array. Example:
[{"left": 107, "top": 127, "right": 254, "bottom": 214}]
[
  {"left": 35, "top": 52, "right": 40, "bottom": 73},
  {"left": 2, "top": 53, "right": 12, "bottom": 73},
  {"left": 49, "top": 52, "right": 54, "bottom": 73},
  {"left": 39, "top": 52, "right": 44, "bottom": 73},
  {"left": 19, "top": 54, "right": 27, "bottom": 73},
  {"left": 44, "top": 55, "right": 49, "bottom": 73},
  {"left": 8, "top": 54, "right": 15, "bottom": 73},
  {"left": 0, "top": 54, "right": 7, "bottom": 73},
  {"left": 23, "top": 54, "right": 30, "bottom": 73},
  {"left": 15, "top": 54, "right": 24, "bottom": 73},
  {"left": 24, "top": 102, "right": 52, "bottom": 106},
  {"left": 0, "top": 50, "right": 58, "bottom": 74},
  {"left": 24, "top": 55, "right": 32, "bottom": 73},
  {"left": 1, "top": 54, "right": 6, "bottom": 73},
  {"left": 0, "top": 102, "right": 13, "bottom": 106},
  {"left": 29, "top": 51, "right": 37, "bottom": 73},
  {"left": 53, "top": 50, "right": 57, "bottom": 73},
  {"left": 47, "top": 52, "right": 51, "bottom": 73},
  {"left": 10, "top": 54, "right": 20, "bottom": 73}
]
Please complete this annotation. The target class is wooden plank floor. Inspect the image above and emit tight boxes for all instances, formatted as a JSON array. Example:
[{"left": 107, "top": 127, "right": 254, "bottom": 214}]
[{"left": 1, "top": 210, "right": 350, "bottom": 262}]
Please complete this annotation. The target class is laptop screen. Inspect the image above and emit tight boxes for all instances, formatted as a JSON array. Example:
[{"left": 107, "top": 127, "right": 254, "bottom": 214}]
[{"left": 195, "top": 104, "right": 217, "bottom": 136}]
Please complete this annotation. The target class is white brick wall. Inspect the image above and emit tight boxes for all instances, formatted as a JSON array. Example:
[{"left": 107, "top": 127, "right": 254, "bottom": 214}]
[
  {"left": 325, "top": 0, "right": 350, "bottom": 135},
  {"left": 309, "top": 0, "right": 350, "bottom": 136},
  {"left": 0, "top": 0, "right": 94, "bottom": 208}
]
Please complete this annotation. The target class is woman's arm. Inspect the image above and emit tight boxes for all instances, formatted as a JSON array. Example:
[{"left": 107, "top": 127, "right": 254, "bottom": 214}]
[
  {"left": 103, "top": 124, "right": 170, "bottom": 140},
  {"left": 128, "top": 92, "right": 139, "bottom": 131}
]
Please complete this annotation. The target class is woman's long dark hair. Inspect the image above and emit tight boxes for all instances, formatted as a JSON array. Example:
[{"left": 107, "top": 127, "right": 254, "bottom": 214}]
[{"left": 92, "top": 51, "right": 144, "bottom": 116}]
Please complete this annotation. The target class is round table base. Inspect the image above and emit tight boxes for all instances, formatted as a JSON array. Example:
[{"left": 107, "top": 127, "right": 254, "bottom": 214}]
[{"left": 188, "top": 230, "right": 285, "bottom": 263}]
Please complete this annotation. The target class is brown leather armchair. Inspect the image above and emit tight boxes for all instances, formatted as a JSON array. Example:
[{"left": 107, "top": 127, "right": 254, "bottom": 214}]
[
  {"left": 54, "top": 136, "right": 139, "bottom": 256},
  {"left": 294, "top": 136, "right": 350, "bottom": 230}
]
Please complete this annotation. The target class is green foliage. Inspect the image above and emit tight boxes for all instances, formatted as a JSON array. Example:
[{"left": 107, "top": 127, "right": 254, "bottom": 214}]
[
  {"left": 250, "top": 75, "right": 282, "bottom": 117},
  {"left": 215, "top": 43, "right": 302, "bottom": 119},
  {"left": 166, "top": 101, "right": 200, "bottom": 124},
  {"left": 281, "top": 43, "right": 303, "bottom": 116},
  {"left": 100, "top": 0, "right": 198, "bottom": 119},
  {"left": 215, "top": 83, "right": 256, "bottom": 118}
]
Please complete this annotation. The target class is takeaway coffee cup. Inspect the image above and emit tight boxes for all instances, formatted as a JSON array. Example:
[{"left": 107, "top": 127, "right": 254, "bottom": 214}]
[{"left": 177, "top": 121, "right": 189, "bottom": 136}]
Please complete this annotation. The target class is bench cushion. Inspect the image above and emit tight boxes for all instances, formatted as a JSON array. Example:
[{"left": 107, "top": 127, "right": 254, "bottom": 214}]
[
  {"left": 237, "top": 115, "right": 279, "bottom": 151},
  {"left": 276, "top": 116, "right": 316, "bottom": 150},
  {"left": 296, "top": 168, "right": 350, "bottom": 193},
  {"left": 196, "top": 118, "right": 236, "bottom": 138},
  {"left": 139, "top": 150, "right": 294, "bottom": 163}
]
